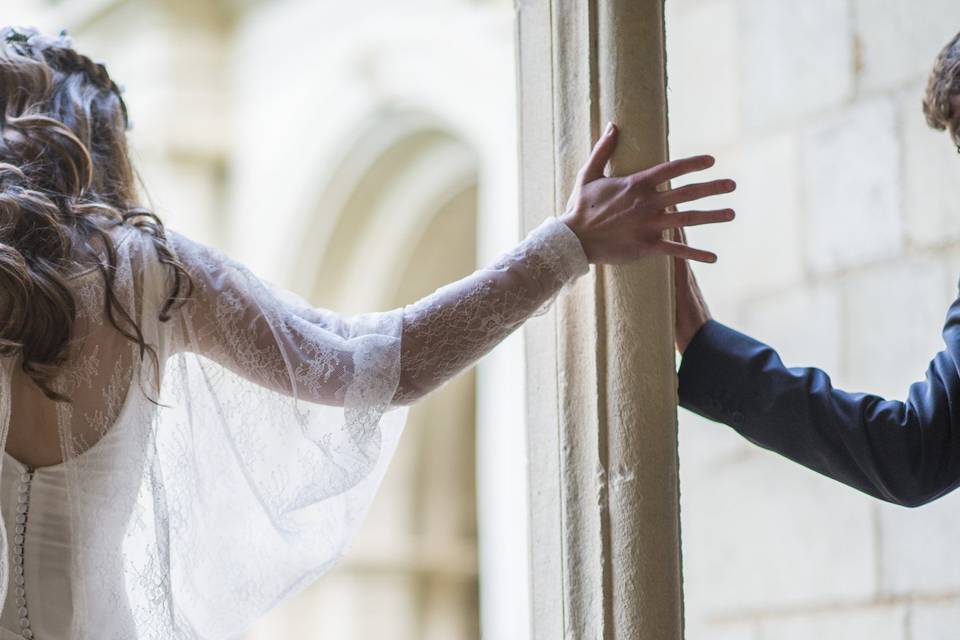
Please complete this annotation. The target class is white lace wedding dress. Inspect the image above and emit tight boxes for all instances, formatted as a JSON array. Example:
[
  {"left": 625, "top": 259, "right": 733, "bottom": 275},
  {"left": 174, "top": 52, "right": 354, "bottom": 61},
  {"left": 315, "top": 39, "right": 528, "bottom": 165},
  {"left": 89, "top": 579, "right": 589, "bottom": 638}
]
[{"left": 0, "top": 217, "right": 588, "bottom": 639}]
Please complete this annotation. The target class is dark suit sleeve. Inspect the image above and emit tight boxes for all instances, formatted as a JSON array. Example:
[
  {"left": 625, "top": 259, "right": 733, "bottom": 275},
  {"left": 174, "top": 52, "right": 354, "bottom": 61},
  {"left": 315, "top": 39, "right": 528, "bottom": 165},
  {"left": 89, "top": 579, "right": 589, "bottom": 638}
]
[{"left": 677, "top": 300, "right": 960, "bottom": 507}]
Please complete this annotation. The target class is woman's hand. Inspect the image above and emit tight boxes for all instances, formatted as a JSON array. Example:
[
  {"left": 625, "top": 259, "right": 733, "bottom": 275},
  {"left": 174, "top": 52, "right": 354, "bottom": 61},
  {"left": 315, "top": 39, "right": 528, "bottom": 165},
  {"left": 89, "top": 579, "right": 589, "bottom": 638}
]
[
  {"left": 672, "top": 226, "right": 713, "bottom": 353},
  {"left": 560, "top": 122, "right": 735, "bottom": 265}
]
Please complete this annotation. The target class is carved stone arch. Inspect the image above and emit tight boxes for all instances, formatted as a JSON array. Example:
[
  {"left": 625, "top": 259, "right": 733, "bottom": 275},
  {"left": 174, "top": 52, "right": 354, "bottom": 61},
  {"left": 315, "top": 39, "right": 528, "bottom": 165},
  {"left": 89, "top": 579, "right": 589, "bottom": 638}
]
[
  {"left": 215, "top": 6, "right": 530, "bottom": 636},
  {"left": 246, "top": 112, "right": 483, "bottom": 639},
  {"left": 290, "top": 110, "right": 478, "bottom": 313}
]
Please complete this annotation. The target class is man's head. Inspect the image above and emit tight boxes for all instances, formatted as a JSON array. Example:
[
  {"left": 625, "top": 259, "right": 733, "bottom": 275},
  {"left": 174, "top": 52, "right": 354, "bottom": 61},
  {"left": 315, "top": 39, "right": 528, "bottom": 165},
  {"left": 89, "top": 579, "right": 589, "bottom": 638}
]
[{"left": 923, "top": 31, "right": 960, "bottom": 150}]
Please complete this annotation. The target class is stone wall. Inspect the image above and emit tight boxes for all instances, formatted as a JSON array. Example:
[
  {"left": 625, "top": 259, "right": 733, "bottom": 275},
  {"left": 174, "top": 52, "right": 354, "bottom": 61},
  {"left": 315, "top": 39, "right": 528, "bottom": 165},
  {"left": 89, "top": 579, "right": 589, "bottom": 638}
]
[{"left": 667, "top": 1, "right": 960, "bottom": 637}]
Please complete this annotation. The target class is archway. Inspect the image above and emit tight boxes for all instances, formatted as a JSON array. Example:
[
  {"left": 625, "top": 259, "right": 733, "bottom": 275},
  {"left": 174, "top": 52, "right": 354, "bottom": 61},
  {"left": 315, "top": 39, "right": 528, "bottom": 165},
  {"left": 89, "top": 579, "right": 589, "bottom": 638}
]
[{"left": 247, "top": 120, "right": 482, "bottom": 640}]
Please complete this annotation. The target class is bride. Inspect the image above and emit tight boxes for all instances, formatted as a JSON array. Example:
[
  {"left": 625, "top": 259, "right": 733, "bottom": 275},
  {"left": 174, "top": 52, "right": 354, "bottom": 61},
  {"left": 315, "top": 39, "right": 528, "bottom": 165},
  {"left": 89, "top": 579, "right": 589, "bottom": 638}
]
[{"left": 0, "top": 27, "right": 735, "bottom": 639}]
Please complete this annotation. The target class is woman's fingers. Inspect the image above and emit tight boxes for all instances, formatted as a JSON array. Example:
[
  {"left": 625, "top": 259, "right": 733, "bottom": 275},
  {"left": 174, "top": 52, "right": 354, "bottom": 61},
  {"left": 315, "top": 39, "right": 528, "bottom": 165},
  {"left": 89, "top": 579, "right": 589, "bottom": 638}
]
[
  {"left": 660, "top": 209, "right": 735, "bottom": 229},
  {"left": 655, "top": 239, "right": 718, "bottom": 263},
  {"left": 656, "top": 179, "right": 736, "bottom": 208},
  {"left": 579, "top": 123, "right": 620, "bottom": 183},
  {"left": 642, "top": 155, "right": 716, "bottom": 185}
]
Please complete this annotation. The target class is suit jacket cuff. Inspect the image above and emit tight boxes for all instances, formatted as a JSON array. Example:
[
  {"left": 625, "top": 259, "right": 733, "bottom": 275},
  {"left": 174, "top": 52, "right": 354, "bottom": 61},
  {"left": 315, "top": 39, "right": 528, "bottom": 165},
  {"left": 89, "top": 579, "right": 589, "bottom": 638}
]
[{"left": 677, "top": 319, "right": 762, "bottom": 430}]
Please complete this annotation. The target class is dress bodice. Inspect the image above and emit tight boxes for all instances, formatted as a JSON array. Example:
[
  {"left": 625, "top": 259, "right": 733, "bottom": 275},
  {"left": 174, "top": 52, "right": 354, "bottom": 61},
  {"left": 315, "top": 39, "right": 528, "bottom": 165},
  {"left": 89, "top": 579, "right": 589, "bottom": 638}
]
[
  {"left": 0, "top": 406, "right": 150, "bottom": 640},
  {"left": 0, "top": 457, "right": 70, "bottom": 639}
]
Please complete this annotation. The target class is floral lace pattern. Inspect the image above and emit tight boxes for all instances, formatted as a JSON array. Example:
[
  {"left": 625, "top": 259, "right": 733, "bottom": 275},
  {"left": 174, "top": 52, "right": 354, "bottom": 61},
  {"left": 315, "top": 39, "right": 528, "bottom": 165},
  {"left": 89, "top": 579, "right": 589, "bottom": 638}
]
[{"left": 0, "top": 216, "right": 588, "bottom": 638}]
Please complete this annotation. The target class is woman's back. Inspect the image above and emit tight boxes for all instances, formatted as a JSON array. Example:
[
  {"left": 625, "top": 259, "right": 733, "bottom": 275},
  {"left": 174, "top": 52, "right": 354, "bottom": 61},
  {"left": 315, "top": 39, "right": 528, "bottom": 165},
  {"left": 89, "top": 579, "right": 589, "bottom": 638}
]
[
  {"left": 6, "top": 224, "right": 151, "bottom": 469},
  {"left": 0, "top": 225, "right": 168, "bottom": 638},
  {"left": 0, "top": 219, "right": 409, "bottom": 638}
]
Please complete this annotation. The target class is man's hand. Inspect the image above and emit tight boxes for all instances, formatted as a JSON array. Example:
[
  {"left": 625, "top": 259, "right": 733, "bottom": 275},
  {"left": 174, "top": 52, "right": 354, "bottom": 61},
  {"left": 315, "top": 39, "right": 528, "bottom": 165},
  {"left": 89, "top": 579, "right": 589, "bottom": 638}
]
[{"left": 672, "top": 227, "right": 713, "bottom": 353}]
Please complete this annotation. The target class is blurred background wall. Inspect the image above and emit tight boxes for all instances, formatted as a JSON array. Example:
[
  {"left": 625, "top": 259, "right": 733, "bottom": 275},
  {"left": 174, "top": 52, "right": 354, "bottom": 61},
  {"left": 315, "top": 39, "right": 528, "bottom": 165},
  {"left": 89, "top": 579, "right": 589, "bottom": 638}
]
[{"left": 7, "top": 0, "right": 960, "bottom": 638}]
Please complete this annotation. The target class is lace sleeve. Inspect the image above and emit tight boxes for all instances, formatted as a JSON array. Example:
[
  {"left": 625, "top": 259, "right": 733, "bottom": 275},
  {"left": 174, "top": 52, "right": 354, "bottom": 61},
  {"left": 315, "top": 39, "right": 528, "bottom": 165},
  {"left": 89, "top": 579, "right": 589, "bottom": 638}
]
[
  {"left": 168, "top": 216, "right": 588, "bottom": 407},
  {"left": 168, "top": 231, "right": 403, "bottom": 407},
  {"left": 118, "top": 219, "right": 587, "bottom": 638},
  {"left": 396, "top": 216, "right": 589, "bottom": 402}
]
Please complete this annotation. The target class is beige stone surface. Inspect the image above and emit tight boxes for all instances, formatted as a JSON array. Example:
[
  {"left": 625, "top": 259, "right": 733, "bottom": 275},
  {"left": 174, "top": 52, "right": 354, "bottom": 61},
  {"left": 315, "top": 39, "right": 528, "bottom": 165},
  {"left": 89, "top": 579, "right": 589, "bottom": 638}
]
[
  {"left": 803, "top": 99, "right": 903, "bottom": 274},
  {"left": 681, "top": 449, "right": 876, "bottom": 613},
  {"left": 877, "top": 489, "right": 960, "bottom": 595},
  {"left": 756, "top": 607, "right": 907, "bottom": 640},
  {"left": 682, "top": 132, "right": 804, "bottom": 300},
  {"left": 901, "top": 82, "right": 960, "bottom": 248},
  {"left": 519, "top": 0, "right": 682, "bottom": 637},
  {"left": 739, "top": 0, "right": 853, "bottom": 130},
  {"left": 842, "top": 258, "right": 952, "bottom": 398},
  {"left": 909, "top": 600, "right": 960, "bottom": 639},
  {"left": 854, "top": 0, "right": 960, "bottom": 92}
]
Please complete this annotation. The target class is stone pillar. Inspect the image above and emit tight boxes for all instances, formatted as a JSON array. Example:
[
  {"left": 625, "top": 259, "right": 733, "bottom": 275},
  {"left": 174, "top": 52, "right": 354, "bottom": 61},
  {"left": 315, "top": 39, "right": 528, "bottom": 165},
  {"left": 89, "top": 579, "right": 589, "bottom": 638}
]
[{"left": 517, "top": 0, "right": 683, "bottom": 638}]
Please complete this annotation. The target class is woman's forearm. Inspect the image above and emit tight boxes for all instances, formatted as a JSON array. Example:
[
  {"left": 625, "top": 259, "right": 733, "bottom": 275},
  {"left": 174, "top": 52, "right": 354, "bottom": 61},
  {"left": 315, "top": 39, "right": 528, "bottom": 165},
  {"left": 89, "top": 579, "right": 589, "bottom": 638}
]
[{"left": 394, "top": 217, "right": 587, "bottom": 404}]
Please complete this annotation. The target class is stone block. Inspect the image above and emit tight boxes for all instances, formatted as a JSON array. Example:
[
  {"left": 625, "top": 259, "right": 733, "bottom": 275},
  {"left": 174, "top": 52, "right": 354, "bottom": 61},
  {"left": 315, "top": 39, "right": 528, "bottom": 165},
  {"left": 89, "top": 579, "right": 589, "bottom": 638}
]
[
  {"left": 803, "top": 99, "right": 903, "bottom": 274},
  {"left": 676, "top": 259, "right": 744, "bottom": 330},
  {"left": 740, "top": 284, "right": 842, "bottom": 376},
  {"left": 900, "top": 82, "right": 960, "bottom": 248},
  {"left": 878, "top": 489, "right": 960, "bottom": 594},
  {"left": 666, "top": 0, "right": 741, "bottom": 153},
  {"left": 679, "top": 411, "right": 754, "bottom": 482},
  {"left": 681, "top": 132, "right": 804, "bottom": 304},
  {"left": 680, "top": 447, "right": 876, "bottom": 616},
  {"left": 909, "top": 600, "right": 960, "bottom": 639},
  {"left": 739, "top": 0, "right": 853, "bottom": 130},
  {"left": 854, "top": 0, "right": 960, "bottom": 92},
  {"left": 842, "top": 258, "right": 952, "bottom": 399},
  {"left": 686, "top": 619, "right": 759, "bottom": 640},
  {"left": 756, "top": 606, "right": 906, "bottom": 640}
]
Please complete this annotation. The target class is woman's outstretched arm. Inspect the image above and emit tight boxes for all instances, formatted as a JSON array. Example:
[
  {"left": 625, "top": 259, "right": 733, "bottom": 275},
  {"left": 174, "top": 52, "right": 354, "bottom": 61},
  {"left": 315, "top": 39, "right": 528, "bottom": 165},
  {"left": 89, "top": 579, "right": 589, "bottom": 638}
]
[
  {"left": 674, "top": 237, "right": 960, "bottom": 507},
  {"left": 170, "top": 124, "right": 737, "bottom": 406},
  {"left": 396, "top": 124, "right": 736, "bottom": 402}
]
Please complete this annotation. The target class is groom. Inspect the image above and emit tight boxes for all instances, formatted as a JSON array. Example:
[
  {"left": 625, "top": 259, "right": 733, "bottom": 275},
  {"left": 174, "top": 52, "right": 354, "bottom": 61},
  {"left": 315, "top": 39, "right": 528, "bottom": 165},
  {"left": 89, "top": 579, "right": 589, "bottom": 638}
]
[{"left": 675, "top": 31, "right": 960, "bottom": 508}]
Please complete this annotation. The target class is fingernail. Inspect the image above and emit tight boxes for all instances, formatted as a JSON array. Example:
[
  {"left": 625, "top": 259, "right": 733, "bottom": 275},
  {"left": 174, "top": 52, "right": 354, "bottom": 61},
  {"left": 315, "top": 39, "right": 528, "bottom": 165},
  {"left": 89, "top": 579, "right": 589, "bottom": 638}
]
[{"left": 604, "top": 122, "right": 615, "bottom": 136}]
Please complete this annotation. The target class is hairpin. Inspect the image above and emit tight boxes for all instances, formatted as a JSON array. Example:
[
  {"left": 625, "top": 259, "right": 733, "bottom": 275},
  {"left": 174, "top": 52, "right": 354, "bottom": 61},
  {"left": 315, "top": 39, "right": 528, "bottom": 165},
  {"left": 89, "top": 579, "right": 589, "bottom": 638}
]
[{"left": 6, "top": 28, "right": 30, "bottom": 45}]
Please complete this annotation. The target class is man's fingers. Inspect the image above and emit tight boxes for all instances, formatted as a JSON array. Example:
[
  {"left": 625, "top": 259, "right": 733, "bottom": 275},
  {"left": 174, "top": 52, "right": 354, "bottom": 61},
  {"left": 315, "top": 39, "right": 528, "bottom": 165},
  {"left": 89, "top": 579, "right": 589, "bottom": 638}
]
[
  {"left": 643, "top": 155, "right": 716, "bottom": 185},
  {"left": 579, "top": 122, "right": 619, "bottom": 183},
  {"left": 657, "top": 179, "right": 736, "bottom": 208},
  {"left": 655, "top": 239, "right": 717, "bottom": 263},
  {"left": 660, "top": 209, "right": 735, "bottom": 229}
]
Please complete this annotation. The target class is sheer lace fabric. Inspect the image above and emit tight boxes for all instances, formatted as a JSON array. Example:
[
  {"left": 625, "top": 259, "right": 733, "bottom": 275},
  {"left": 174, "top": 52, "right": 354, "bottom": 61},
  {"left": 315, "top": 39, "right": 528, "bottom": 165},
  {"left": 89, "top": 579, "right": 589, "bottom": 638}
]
[{"left": 0, "top": 216, "right": 588, "bottom": 639}]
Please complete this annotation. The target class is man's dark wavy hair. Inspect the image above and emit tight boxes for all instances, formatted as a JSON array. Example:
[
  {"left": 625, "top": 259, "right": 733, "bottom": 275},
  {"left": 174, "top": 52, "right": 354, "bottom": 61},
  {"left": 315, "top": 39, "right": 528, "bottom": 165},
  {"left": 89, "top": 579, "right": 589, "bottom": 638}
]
[
  {"left": 0, "top": 26, "right": 193, "bottom": 400},
  {"left": 923, "top": 31, "right": 960, "bottom": 145}
]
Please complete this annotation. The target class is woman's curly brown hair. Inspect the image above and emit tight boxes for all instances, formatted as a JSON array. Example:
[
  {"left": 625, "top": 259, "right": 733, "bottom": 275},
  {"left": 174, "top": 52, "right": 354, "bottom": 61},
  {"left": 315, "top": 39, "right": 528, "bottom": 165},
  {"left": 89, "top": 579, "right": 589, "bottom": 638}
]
[
  {"left": 923, "top": 31, "right": 960, "bottom": 144},
  {"left": 0, "top": 26, "right": 193, "bottom": 401}
]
